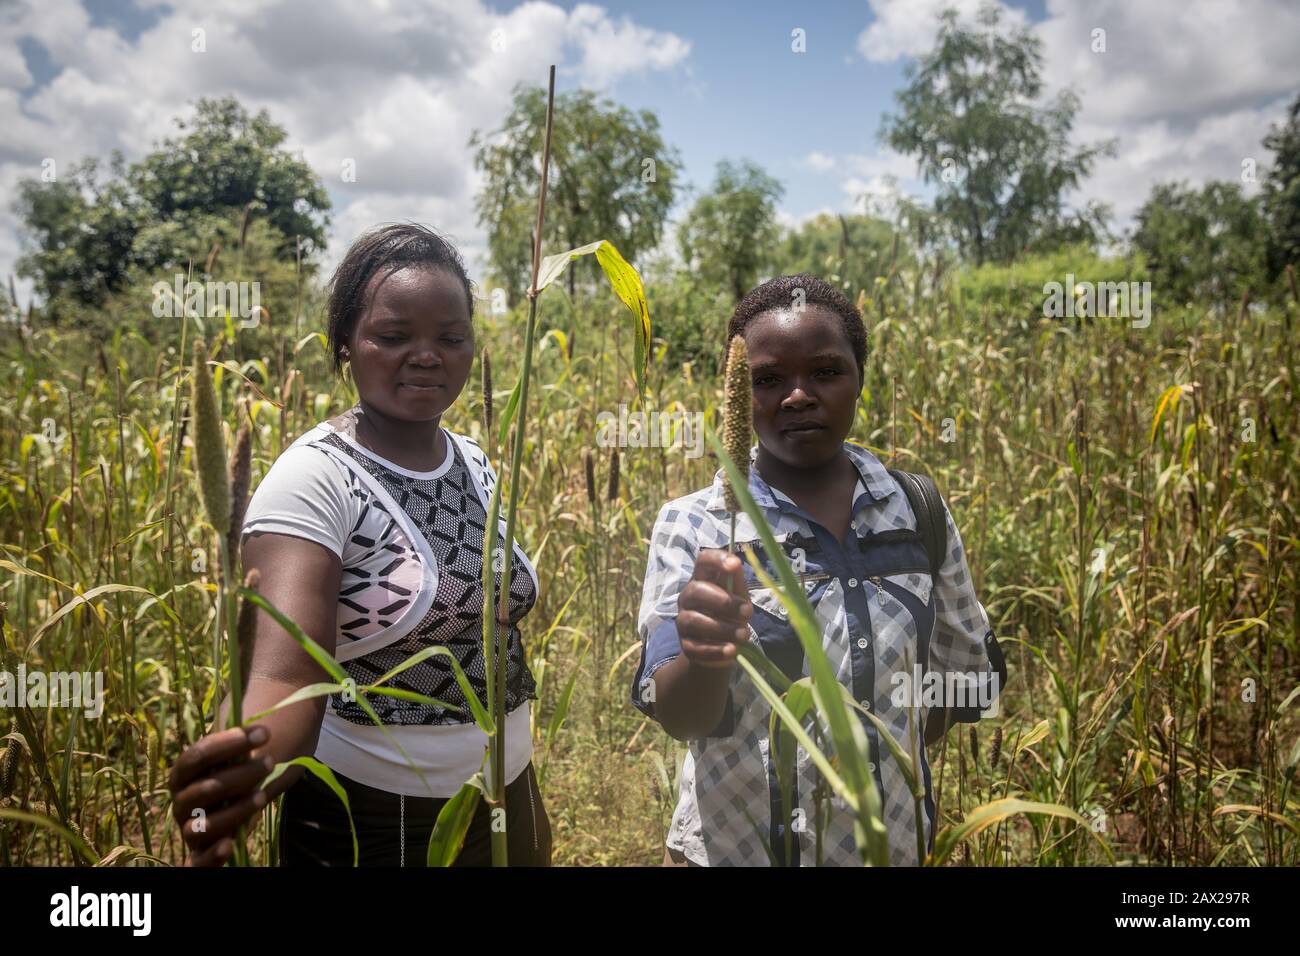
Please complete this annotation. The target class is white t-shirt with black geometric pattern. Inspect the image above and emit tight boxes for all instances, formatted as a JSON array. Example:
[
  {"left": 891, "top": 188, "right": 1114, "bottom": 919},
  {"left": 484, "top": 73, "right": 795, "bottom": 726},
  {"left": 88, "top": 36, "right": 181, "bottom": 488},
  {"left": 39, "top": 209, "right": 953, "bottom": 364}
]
[{"left": 241, "top": 412, "right": 537, "bottom": 798}]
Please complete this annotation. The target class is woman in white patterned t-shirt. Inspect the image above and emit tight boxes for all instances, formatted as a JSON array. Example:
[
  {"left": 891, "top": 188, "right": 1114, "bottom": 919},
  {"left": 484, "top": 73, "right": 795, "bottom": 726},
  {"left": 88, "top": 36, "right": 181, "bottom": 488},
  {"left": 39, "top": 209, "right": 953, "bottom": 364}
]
[{"left": 168, "top": 223, "right": 551, "bottom": 866}]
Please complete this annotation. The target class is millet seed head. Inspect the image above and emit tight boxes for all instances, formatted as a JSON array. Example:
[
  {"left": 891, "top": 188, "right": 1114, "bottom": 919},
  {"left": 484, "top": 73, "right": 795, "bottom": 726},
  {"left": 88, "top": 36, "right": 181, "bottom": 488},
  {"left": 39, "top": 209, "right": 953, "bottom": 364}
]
[
  {"left": 0, "top": 744, "right": 18, "bottom": 798},
  {"left": 236, "top": 568, "right": 261, "bottom": 687},
  {"left": 191, "top": 339, "right": 231, "bottom": 535},
  {"left": 608, "top": 448, "right": 620, "bottom": 503},
  {"left": 722, "top": 335, "right": 752, "bottom": 514},
  {"left": 67, "top": 818, "right": 95, "bottom": 856},
  {"left": 227, "top": 422, "right": 252, "bottom": 560},
  {"left": 481, "top": 348, "right": 493, "bottom": 435}
]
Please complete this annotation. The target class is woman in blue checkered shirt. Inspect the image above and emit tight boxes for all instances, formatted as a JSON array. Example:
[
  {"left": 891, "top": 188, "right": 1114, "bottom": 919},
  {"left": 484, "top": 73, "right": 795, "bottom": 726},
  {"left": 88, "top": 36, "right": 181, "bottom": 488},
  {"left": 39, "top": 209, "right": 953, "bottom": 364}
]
[{"left": 631, "top": 275, "right": 1005, "bottom": 866}]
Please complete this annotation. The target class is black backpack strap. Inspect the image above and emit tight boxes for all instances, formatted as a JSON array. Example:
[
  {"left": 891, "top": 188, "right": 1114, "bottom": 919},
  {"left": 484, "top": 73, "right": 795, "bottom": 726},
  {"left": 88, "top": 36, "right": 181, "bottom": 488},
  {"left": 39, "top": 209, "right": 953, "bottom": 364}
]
[
  {"left": 887, "top": 469, "right": 947, "bottom": 578},
  {"left": 889, "top": 468, "right": 1011, "bottom": 720}
]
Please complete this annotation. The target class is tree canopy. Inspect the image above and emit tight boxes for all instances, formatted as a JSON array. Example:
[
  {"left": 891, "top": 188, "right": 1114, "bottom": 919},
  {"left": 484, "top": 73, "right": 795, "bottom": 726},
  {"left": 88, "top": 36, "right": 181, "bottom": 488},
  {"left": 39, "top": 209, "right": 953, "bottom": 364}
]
[
  {"left": 1133, "top": 181, "right": 1268, "bottom": 310},
  {"left": 15, "top": 96, "right": 330, "bottom": 319},
  {"left": 678, "top": 159, "right": 784, "bottom": 304},
  {"left": 1262, "top": 92, "right": 1300, "bottom": 282},
  {"left": 778, "top": 212, "right": 906, "bottom": 297},
  {"left": 471, "top": 84, "right": 681, "bottom": 303},
  {"left": 880, "top": 5, "right": 1114, "bottom": 265}
]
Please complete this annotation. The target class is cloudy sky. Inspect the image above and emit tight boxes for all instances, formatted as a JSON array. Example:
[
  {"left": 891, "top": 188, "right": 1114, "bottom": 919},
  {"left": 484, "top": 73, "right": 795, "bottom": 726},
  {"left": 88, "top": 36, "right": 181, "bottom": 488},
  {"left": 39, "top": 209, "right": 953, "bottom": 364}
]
[{"left": 3, "top": 0, "right": 1299, "bottom": 302}]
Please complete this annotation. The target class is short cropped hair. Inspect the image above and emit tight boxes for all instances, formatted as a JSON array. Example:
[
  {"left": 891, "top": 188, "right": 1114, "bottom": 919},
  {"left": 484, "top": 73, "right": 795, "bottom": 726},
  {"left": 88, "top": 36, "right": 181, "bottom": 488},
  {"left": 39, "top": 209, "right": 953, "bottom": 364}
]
[{"left": 726, "top": 274, "right": 867, "bottom": 379}]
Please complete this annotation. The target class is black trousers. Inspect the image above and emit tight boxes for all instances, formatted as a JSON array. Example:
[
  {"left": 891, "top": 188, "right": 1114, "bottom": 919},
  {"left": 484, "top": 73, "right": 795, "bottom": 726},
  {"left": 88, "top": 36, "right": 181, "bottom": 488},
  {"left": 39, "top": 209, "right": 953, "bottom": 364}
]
[{"left": 279, "top": 762, "right": 552, "bottom": 866}]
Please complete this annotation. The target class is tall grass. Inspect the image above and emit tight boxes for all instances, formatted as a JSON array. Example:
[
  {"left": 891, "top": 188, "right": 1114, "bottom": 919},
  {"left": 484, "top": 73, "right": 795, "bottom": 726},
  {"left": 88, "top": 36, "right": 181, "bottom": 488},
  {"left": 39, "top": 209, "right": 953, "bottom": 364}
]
[{"left": 0, "top": 227, "right": 1295, "bottom": 865}]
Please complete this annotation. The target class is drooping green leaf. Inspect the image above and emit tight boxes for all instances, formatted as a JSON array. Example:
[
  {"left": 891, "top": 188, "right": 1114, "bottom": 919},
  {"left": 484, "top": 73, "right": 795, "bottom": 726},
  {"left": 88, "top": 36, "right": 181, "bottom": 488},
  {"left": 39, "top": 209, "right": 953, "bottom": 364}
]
[
  {"left": 264, "top": 757, "right": 358, "bottom": 866},
  {"left": 536, "top": 239, "right": 649, "bottom": 401},
  {"left": 711, "top": 420, "right": 888, "bottom": 866},
  {"left": 931, "top": 797, "right": 1110, "bottom": 865},
  {"left": 427, "top": 774, "right": 487, "bottom": 867},
  {"left": 0, "top": 809, "right": 97, "bottom": 865}
]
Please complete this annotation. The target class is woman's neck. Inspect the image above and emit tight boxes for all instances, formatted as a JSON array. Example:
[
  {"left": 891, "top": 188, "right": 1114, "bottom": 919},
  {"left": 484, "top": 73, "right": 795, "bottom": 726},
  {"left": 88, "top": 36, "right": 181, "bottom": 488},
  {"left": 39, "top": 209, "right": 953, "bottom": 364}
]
[
  {"left": 755, "top": 444, "right": 859, "bottom": 547},
  {"left": 352, "top": 401, "right": 446, "bottom": 472},
  {"left": 754, "top": 444, "right": 854, "bottom": 499}
]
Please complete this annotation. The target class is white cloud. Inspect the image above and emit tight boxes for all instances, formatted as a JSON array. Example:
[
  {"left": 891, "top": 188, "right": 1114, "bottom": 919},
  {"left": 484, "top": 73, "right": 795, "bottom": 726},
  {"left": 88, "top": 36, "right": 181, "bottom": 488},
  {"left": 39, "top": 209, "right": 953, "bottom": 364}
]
[
  {"left": 775, "top": 205, "right": 837, "bottom": 230},
  {"left": 328, "top": 189, "right": 485, "bottom": 279},
  {"left": 566, "top": 3, "right": 692, "bottom": 89},
  {"left": 1035, "top": 0, "right": 1300, "bottom": 126},
  {"left": 804, "top": 151, "right": 836, "bottom": 172},
  {"left": 842, "top": 148, "right": 918, "bottom": 183},
  {"left": 857, "top": 0, "right": 1027, "bottom": 62},
  {"left": 1076, "top": 98, "right": 1290, "bottom": 224},
  {"left": 840, "top": 148, "right": 924, "bottom": 216},
  {"left": 855, "top": 0, "right": 1300, "bottom": 230},
  {"left": 790, "top": 146, "right": 924, "bottom": 220},
  {"left": 0, "top": 0, "right": 691, "bottom": 301}
]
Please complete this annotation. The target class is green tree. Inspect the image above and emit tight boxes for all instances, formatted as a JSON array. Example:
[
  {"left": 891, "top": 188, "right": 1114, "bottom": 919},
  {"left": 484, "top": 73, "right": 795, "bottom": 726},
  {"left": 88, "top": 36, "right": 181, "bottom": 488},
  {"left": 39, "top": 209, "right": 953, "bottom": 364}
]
[
  {"left": 678, "top": 159, "right": 784, "bottom": 303},
  {"left": 1262, "top": 92, "right": 1300, "bottom": 281},
  {"left": 15, "top": 96, "right": 330, "bottom": 318},
  {"left": 15, "top": 154, "right": 141, "bottom": 310},
  {"left": 778, "top": 212, "right": 904, "bottom": 296},
  {"left": 1132, "top": 181, "right": 1267, "bottom": 310},
  {"left": 130, "top": 97, "right": 330, "bottom": 262},
  {"left": 471, "top": 84, "right": 681, "bottom": 303},
  {"left": 642, "top": 255, "right": 734, "bottom": 373},
  {"left": 880, "top": 4, "right": 1114, "bottom": 265}
]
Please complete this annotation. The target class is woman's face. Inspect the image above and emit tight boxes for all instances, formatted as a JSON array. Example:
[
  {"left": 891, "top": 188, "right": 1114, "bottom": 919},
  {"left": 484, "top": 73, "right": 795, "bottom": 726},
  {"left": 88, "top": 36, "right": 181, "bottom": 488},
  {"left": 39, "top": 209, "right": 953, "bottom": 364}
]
[
  {"left": 743, "top": 304, "right": 862, "bottom": 470},
  {"left": 345, "top": 265, "right": 474, "bottom": 422}
]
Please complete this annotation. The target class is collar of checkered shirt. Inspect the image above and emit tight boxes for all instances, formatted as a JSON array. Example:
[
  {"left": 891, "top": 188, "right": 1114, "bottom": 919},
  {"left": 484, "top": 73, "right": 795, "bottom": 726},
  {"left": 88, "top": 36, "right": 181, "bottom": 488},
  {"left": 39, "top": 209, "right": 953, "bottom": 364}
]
[{"left": 703, "top": 439, "right": 898, "bottom": 516}]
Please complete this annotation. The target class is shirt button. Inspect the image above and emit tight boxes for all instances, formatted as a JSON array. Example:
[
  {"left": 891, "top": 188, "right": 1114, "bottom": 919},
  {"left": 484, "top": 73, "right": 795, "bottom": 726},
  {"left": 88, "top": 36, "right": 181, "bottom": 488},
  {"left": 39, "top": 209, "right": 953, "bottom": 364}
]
[
  {"left": 856, "top": 638, "right": 868, "bottom": 649},
  {"left": 778, "top": 606, "right": 787, "bottom": 617},
  {"left": 848, "top": 577, "right": 858, "bottom": 588},
  {"left": 860, "top": 699, "right": 871, "bottom": 711},
  {"left": 868, "top": 761, "right": 877, "bottom": 774}
]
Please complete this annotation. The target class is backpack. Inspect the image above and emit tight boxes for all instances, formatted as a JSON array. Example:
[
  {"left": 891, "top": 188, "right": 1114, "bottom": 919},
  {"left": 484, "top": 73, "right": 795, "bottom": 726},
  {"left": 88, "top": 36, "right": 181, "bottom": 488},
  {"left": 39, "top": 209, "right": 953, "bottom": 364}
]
[{"left": 888, "top": 468, "right": 1009, "bottom": 721}]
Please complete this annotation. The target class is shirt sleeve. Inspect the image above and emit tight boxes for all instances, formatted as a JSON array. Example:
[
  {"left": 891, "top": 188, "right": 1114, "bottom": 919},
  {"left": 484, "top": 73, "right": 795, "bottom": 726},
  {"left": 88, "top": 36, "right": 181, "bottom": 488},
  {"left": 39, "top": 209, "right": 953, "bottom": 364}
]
[
  {"left": 240, "top": 444, "right": 352, "bottom": 559},
  {"left": 629, "top": 501, "right": 700, "bottom": 719},
  {"left": 928, "top": 499, "right": 1003, "bottom": 720},
  {"left": 460, "top": 434, "right": 502, "bottom": 515},
  {"left": 470, "top": 437, "right": 500, "bottom": 497}
]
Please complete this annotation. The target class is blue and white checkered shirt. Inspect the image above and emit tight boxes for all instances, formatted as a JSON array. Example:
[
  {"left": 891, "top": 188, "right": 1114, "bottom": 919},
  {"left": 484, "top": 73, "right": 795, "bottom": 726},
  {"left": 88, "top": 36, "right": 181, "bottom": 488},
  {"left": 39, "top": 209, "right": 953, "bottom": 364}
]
[{"left": 631, "top": 439, "right": 1000, "bottom": 866}]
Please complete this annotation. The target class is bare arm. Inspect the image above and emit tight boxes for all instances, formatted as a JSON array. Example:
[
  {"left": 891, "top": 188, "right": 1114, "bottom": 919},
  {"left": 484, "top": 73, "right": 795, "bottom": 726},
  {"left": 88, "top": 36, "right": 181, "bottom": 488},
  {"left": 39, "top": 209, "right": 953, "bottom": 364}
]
[
  {"left": 218, "top": 529, "right": 343, "bottom": 795},
  {"left": 170, "top": 530, "right": 342, "bottom": 864},
  {"left": 650, "top": 550, "right": 752, "bottom": 741}
]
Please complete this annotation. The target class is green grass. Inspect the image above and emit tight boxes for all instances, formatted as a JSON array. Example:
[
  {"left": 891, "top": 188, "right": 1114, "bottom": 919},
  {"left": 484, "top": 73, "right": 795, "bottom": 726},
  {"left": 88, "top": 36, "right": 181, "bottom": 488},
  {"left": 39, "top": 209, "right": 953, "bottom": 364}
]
[{"left": 0, "top": 258, "right": 1296, "bottom": 866}]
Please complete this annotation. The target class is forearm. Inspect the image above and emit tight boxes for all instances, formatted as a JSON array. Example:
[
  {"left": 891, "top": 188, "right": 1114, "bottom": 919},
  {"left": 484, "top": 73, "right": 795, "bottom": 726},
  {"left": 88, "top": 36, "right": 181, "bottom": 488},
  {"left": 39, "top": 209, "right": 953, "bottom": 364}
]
[
  {"left": 650, "top": 655, "right": 735, "bottom": 741},
  {"left": 215, "top": 677, "right": 327, "bottom": 799}
]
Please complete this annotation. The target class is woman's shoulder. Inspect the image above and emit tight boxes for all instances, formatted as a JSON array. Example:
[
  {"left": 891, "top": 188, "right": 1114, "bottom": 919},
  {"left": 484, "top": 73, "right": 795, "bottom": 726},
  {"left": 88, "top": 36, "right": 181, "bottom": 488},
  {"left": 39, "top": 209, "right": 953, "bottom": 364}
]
[
  {"left": 843, "top": 440, "right": 901, "bottom": 495},
  {"left": 247, "top": 421, "right": 358, "bottom": 513},
  {"left": 444, "top": 426, "right": 495, "bottom": 478},
  {"left": 264, "top": 422, "right": 350, "bottom": 479},
  {"left": 241, "top": 422, "right": 359, "bottom": 554},
  {"left": 647, "top": 482, "right": 727, "bottom": 553},
  {"left": 444, "top": 425, "right": 488, "bottom": 455}
]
